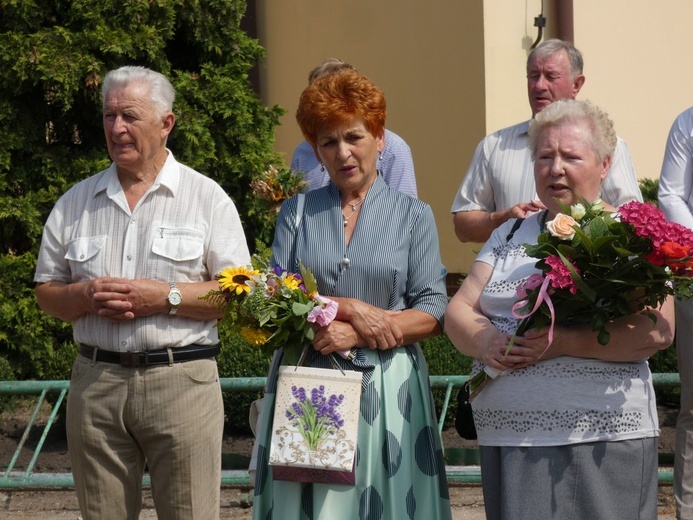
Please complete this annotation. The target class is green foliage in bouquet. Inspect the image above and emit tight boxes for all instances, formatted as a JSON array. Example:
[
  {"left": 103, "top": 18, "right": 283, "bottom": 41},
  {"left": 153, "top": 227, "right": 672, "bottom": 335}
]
[{"left": 204, "top": 256, "right": 339, "bottom": 365}]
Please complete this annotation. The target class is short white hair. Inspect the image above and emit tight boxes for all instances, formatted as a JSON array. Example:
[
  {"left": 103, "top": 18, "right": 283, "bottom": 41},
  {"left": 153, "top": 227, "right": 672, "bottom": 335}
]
[
  {"left": 102, "top": 66, "right": 175, "bottom": 118},
  {"left": 528, "top": 99, "right": 616, "bottom": 162}
]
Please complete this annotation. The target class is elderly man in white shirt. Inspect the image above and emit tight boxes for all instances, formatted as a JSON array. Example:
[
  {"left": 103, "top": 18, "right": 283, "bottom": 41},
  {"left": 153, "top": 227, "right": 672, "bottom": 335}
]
[
  {"left": 451, "top": 39, "right": 642, "bottom": 243},
  {"left": 34, "top": 66, "right": 250, "bottom": 520}
]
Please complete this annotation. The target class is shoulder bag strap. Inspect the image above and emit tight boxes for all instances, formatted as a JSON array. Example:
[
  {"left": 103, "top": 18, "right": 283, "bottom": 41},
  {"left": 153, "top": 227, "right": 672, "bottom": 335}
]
[
  {"left": 505, "top": 217, "right": 524, "bottom": 242},
  {"left": 295, "top": 193, "right": 305, "bottom": 230}
]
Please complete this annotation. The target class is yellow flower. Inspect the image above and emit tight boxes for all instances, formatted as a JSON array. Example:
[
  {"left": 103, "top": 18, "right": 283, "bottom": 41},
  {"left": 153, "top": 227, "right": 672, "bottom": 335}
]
[
  {"left": 282, "top": 273, "right": 302, "bottom": 291},
  {"left": 240, "top": 326, "right": 271, "bottom": 346},
  {"left": 218, "top": 266, "right": 259, "bottom": 296}
]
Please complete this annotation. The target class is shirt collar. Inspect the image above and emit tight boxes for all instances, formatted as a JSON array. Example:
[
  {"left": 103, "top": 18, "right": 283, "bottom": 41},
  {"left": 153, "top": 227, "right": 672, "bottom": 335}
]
[{"left": 94, "top": 149, "right": 180, "bottom": 199}]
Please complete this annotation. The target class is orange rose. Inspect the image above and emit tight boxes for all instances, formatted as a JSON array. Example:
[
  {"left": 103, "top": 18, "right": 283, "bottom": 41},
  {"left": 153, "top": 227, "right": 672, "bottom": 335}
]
[
  {"left": 546, "top": 213, "right": 578, "bottom": 240},
  {"left": 661, "top": 241, "right": 691, "bottom": 260}
]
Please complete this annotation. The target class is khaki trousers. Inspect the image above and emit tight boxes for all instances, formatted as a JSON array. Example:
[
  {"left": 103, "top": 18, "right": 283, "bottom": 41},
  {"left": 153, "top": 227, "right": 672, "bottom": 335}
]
[{"left": 67, "top": 354, "right": 223, "bottom": 520}]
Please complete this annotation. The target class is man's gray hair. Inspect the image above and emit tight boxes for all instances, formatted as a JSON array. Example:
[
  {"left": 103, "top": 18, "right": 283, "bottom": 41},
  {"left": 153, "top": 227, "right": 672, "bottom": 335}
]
[
  {"left": 528, "top": 99, "right": 617, "bottom": 162},
  {"left": 527, "top": 39, "right": 584, "bottom": 79},
  {"left": 102, "top": 66, "right": 175, "bottom": 118},
  {"left": 308, "top": 58, "right": 355, "bottom": 84}
]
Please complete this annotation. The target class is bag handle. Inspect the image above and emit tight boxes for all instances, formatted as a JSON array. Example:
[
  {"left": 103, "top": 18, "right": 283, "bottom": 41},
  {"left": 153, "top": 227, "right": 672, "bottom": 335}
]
[{"left": 296, "top": 344, "right": 346, "bottom": 376}]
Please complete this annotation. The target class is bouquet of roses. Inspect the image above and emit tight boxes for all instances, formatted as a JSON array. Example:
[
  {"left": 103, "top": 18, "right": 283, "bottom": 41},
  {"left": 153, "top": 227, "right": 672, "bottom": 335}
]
[
  {"left": 469, "top": 199, "right": 693, "bottom": 400},
  {"left": 204, "top": 256, "right": 338, "bottom": 364}
]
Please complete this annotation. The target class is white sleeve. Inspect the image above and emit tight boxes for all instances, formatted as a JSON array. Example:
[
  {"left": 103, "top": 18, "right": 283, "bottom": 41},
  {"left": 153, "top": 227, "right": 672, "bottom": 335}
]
[
  {"left": 600, "top": 137, "right": 642, "bottom": 206},
  {"left": 658, "top": 108, "right": 693, "bottom": 229}
]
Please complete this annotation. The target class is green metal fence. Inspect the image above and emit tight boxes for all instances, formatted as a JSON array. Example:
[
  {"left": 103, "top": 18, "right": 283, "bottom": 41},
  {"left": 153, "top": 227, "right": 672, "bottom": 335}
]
[{"left": 0, "top": 374, "right": 680, "bottom": 489}]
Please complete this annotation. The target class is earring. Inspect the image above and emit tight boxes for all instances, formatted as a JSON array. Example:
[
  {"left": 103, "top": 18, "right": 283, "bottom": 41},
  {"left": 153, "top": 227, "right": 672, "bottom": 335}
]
[
  {"left": 378, "top": 151, "right": 383, "bottom": 161},
  {"left": 320, "top": 163, "right": 325, "bottom": 172}
]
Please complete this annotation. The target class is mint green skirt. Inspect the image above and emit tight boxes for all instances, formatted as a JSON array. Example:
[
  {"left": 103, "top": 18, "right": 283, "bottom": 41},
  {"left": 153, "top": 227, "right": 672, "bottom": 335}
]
[{"left": 252, "top": 345, "right": 452, "bottom": 520}]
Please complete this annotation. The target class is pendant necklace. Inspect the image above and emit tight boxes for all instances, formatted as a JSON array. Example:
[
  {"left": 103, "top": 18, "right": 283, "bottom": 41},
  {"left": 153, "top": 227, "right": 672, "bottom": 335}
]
[{"left": 342, "top": 198, "right": 365, "bottom": 227}]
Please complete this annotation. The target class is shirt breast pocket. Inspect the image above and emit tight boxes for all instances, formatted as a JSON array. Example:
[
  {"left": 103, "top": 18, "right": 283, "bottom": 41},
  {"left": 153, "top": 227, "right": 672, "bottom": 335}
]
[
  {"left": 152, "top": 228, "right": 205, "bottom": 267},
  {"left": 64, "top": 235, "right": 108, "bottom": 279}
]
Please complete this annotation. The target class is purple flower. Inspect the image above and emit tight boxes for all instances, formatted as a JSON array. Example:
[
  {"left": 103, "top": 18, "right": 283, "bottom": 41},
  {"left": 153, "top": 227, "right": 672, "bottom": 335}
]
[{"left": 285, "top": 384, "right": 346, "bottom": 450}]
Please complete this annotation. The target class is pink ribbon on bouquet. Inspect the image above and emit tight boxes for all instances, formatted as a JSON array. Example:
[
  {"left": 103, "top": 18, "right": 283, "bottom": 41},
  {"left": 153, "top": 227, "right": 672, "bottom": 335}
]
[{"left": 511, "top": 276, "right": 556, "bottom": 359}]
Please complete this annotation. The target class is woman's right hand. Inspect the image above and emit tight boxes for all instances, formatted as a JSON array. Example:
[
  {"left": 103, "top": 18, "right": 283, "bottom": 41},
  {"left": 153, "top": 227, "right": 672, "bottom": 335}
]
[{"left": 479, "top": 333, "right": 518, "bottom": 372}]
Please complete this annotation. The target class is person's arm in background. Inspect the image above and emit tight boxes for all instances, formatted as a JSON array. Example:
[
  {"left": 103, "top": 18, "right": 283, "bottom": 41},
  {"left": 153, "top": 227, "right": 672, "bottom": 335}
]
[
  {"left": 600, "top": 137, "right": 643, "bottom": 207},
  {"left": 658, "top": 108, "right": 693, "bottom": 228},
  {"left": 453, "top": 203, "right": 544, "bottom": 244},
  {"left": 451, "top": 136, "right": 544, "bottom": 243},
  {"left": 379, "top": 129, "right": 418, "bottom": 198}
]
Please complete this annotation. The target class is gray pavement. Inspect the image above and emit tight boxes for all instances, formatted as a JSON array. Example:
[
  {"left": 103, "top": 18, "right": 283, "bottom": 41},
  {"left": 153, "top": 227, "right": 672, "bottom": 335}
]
[{"left": 0, "top": 484, "right": 677, "bottom": 519}]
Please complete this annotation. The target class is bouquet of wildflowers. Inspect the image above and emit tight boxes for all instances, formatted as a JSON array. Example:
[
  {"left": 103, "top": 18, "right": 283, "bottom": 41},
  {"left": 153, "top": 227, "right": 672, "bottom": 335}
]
[
  {"left": 250, "top": 165, "right": 307, "bottom": 214},
  {"left": 469, "top": 199, "right": 693, "bottom": 399},
  {"left": 204, "top": 256, "right": 338, "bottom": 364}
]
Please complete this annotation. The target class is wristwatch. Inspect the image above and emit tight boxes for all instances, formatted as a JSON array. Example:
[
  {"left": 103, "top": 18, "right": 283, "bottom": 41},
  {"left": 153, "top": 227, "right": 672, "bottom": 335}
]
[{"left": 167, "top": 282, "right": 182, "bottom": 315}]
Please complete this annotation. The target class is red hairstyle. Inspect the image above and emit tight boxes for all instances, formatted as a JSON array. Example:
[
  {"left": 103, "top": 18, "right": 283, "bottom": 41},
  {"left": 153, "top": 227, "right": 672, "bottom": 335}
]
[{"left": 296, "top": 69, "right": 386, "bottom": 148}]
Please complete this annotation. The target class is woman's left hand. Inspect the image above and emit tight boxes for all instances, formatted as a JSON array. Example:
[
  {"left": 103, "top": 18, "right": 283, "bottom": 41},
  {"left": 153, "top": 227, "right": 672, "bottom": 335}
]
[
  {"left": 337, "top": 299, "right": 403, "bottom": 350},
  {"left": 501, "top": 327, "right": 556, "bottom": 368}
]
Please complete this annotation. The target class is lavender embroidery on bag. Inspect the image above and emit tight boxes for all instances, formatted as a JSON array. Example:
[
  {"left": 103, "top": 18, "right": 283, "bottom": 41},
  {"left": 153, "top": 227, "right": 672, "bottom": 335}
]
[{"left": 285, "top": 385, "right": 345, "bottom": 450}]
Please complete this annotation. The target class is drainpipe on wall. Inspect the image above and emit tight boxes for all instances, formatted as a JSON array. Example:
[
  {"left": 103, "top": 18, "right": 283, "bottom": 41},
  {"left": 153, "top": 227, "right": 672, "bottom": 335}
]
[{"left": 555, "top": 0, "right": 574, "bottom": 43}]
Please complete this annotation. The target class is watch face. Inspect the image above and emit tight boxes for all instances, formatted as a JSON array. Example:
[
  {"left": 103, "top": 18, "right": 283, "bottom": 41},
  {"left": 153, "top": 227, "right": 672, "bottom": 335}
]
[{"left": 169, "top": 292, "right": 182, "bottom": 306}]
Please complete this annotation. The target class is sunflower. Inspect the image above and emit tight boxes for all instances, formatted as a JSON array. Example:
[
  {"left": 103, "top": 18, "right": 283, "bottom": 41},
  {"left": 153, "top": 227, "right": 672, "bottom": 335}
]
[
  {"left": 240, "top": 326, "right": 272, "bottom": 346},
  {"left": 218, "top": 266, "right": 259, "bottom": 296}
]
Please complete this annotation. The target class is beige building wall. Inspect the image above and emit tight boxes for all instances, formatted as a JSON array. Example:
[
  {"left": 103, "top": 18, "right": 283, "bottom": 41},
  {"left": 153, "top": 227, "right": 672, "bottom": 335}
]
[
  {"left": 255, "top": 0, "right": 693, "bottom": 276},
  {"left": 573, "top": 1, "right": 693, "bottom": 181}
]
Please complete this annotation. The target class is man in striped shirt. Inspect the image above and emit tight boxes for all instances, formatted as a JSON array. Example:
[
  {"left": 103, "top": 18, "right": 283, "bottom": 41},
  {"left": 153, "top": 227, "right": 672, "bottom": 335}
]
[
  {"left": 451, "top": 39, "right": 642, "bottom": 243},
  {"left": 34, "top": 66, "right": 250, "bottom": 519}
]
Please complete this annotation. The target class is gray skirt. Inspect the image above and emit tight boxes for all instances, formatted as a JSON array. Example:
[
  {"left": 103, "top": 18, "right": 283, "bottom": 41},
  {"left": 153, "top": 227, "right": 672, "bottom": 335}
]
[{"left": 479, "top": 438, "right": 658, "bottom": 520}]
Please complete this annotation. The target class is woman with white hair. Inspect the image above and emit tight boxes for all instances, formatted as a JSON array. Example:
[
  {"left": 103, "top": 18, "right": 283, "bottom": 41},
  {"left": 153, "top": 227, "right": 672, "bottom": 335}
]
[{"left": 445, "top": 99, "right": 674, "bottom": 519}]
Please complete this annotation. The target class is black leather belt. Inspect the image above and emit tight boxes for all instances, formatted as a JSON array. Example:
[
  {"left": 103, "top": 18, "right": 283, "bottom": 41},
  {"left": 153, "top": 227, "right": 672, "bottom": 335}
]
[{"left": 79, "top": 344, "right": 220, "bottom": 368}]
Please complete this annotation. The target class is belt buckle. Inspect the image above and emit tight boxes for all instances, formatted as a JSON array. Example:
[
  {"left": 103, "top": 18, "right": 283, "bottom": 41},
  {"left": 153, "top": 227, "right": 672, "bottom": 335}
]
[{"left": 120, "top": 351, "right": 142, "bottom": 368}]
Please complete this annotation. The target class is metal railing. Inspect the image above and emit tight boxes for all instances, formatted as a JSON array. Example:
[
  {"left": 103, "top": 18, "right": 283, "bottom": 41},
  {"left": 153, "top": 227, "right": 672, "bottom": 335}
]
[{"left": 0, "top": 374, "right": 680, "bottom": 489}]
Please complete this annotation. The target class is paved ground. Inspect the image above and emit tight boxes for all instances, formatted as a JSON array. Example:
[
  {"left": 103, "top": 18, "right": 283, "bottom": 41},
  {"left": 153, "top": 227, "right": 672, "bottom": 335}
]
[{"left": 0, "top": 483, "right": 678, "bottom": 519}]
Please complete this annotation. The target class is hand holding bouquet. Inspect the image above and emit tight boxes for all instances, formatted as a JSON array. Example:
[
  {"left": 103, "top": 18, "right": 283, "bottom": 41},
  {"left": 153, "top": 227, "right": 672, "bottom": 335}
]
[{"left": 470, "top": 199, "right": 693, "bottom": 399}]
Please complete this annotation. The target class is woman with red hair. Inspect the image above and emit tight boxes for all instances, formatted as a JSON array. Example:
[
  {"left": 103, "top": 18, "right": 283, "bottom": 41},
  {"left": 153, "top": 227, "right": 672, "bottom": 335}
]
[{"left": 252, "top": 69, "right": 452, "bottom": 519}]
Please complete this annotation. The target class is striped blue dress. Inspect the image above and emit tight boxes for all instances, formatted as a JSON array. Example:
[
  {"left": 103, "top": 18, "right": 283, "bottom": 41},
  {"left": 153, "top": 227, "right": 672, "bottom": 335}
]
[{"left": 252, "top": 176, "right": 452, "bottom": 520}]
